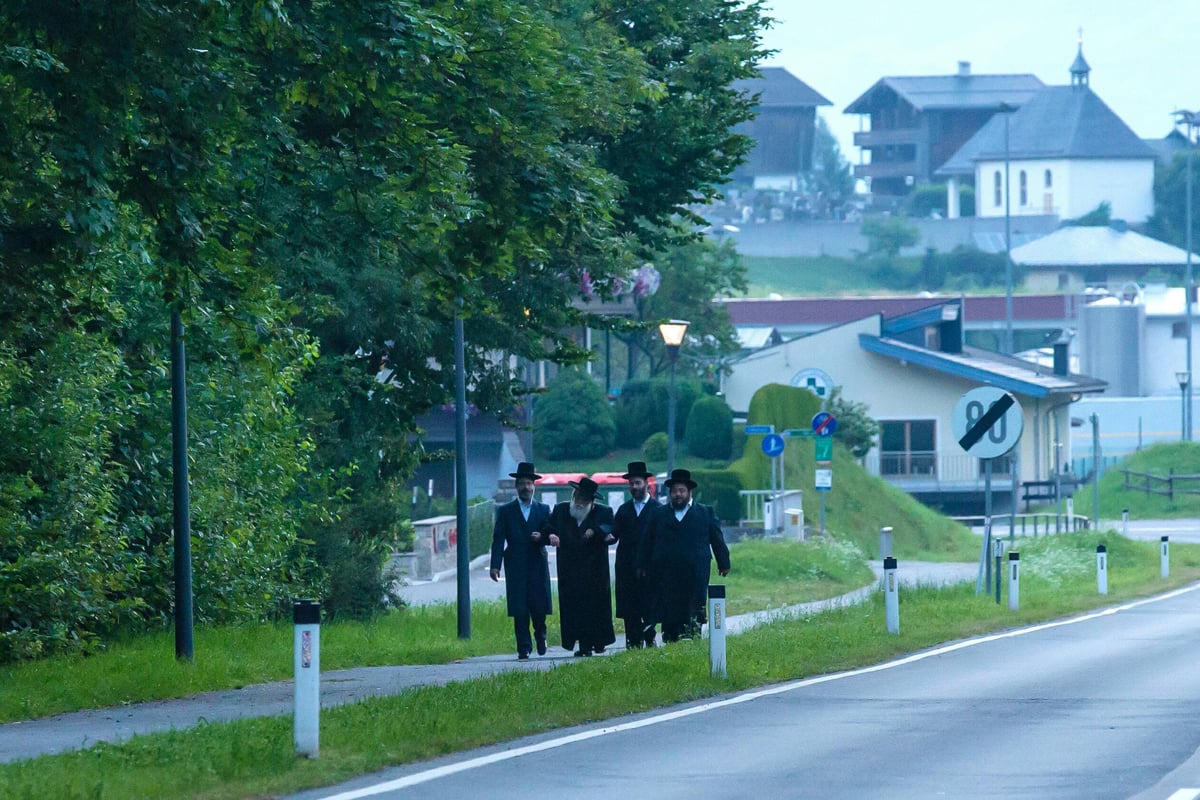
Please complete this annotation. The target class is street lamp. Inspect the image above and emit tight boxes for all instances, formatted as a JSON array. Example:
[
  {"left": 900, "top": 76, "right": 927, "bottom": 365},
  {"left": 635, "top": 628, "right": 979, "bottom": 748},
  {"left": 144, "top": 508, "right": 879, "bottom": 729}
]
[
  {"left": 1175, "top": 109, "right": 1198, "bottom": 441},
  {"left": 659, "top": 319, "right": 690, "bottom": 476},
  {"left": 1178, "top": 371, "right": 1191, "bottom": 441}
]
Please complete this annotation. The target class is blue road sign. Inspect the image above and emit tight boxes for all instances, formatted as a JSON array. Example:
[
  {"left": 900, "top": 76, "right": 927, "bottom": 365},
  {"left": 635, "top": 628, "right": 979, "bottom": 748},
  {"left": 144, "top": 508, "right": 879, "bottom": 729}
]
[
  {"left": 745, "top": 424, "right": 774, "bottom": 434},
  {"left": 811, "top": 412, "right": 838, "bottom": 437},
  {"left": 761, "top": 433, "right": 785, "bottom": 458}
]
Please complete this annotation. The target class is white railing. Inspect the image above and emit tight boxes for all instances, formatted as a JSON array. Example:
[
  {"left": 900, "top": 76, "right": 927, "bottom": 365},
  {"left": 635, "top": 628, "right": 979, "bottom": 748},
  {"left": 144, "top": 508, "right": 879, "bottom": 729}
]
[{"left": 861, "top": 451, "right": 1016, "bottom": 488}]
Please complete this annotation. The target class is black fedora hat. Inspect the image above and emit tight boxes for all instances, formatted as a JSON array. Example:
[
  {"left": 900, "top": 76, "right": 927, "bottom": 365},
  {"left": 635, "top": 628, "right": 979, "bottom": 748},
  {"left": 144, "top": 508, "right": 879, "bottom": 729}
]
[
  {"left": 663, "top": 468, "right": 697, "bottom": 489},
  {"left": 509, "top": 462, "right": 542, "bottom": 481},
  {"left": 568, "top": 476, "right": 601, "bottom": 499},
  {"left": 621, "top": 461, "right": 653, "bottom": 480}
]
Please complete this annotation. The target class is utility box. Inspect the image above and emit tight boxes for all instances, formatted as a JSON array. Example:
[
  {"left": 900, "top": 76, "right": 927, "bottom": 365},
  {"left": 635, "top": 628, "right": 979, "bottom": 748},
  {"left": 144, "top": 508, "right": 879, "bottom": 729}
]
[
  {"left": 784, "top": 508, "right": 805, "bottom": 540},
  {"left": 764, "top": 490, "right": 803, "bottom": 537}
]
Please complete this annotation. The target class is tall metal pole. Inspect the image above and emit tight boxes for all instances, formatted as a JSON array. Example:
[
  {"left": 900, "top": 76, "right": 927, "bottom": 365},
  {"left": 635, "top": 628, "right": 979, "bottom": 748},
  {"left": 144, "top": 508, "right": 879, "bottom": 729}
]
[
  {"left": 1003, "top": 105, "right": 1014, "bottom": 355},
  {"left": 1186, "top": 121, "right": 1195, "bottom": 441},
  {"left": 454, "top": 305, "right": 470, "bottom": 639},
  {"left": 171, "top": 306, "right": 194, "bottom": 661},
  {"left": 666, "top": 349, "right": 678, "bottom": 476}
]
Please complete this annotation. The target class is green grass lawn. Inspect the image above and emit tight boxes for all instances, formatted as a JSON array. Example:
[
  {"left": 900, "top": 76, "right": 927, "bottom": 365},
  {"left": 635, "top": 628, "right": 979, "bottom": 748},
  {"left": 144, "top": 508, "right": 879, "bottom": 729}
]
[
  {"left": 1, "top": 532, "right": 1196, "bottom": 800},
  {"left": 739, "top": 255, "right": 921, "bottom": 297},
  {"left": 1071, "top": 441, "right": 1200, "bottom": 519}
]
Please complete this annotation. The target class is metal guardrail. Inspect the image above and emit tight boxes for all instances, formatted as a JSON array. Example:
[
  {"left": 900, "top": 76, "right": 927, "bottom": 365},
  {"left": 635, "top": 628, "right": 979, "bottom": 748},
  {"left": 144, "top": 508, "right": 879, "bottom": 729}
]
[{"left": 952, "top": 512, "right": 1090, "bottom": 535}]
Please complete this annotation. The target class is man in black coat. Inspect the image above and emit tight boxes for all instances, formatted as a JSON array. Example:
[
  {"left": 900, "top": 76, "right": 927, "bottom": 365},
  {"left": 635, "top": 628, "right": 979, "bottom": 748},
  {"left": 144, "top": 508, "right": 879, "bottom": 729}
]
[
  {"left": 612, "top": 461, "right": 660, "bottom": 648},
  {"left": 638, "top": 468, "right": 731, "bottom": 643},
  {"left": 541, "top": 476, "right": 615, "bottom": 656},
  {"left": 490, "top": 462, "right": 552, "bottom": 660}
]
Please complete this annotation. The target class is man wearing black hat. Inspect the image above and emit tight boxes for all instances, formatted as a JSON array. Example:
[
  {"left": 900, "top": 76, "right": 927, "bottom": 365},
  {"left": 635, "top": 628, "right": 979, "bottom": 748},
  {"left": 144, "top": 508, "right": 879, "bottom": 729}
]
[
  {"left": 638, "top": 468, "right": 731, "bottom": 643},
  {"left": 490, "top": 462, "right": 552, "bottom": 660},
  {"left": 612, "top": 461, "right": 660, "bottom": 648},
  {"left": 540, "top": 476, "right": 616, "bottom": 656}
]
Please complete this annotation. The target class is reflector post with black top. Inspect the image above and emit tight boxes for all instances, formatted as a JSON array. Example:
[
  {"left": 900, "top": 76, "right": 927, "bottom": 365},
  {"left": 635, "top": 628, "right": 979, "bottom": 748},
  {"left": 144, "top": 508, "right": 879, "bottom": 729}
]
[
  {"left": 1097, "top": 544, "right": 1108, "bottom": 595},
  {"left": 708, "top": 585, "right": 726, "bottom": 678},
  {"left": 883, "top": 557, "right": 899, "bottom": 634},
  {"left": 1008, "top": 551, "right": 1020, "bottom": 611},
  {"left": 1162, "top": 535, "right": 1170, "bottom": 579},
  {"left": 293, "top": 599, "right": 321, "bottom": 758}
]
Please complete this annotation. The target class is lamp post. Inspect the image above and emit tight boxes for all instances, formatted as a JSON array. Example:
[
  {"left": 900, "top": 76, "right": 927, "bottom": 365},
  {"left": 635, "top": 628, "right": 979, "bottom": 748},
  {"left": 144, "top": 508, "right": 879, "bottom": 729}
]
[
  {"left": 1175, "top": 110, "right": 1198, "bottom": 441},
  {"left": 1178, "top": 371, "right": 1191, "bottom": 441},
  {"left": 1000, "top": 102, "right": 1015, "bottom": 355},
  {"left": 659, "top": 319, "right": 690, "bottom": 477}
]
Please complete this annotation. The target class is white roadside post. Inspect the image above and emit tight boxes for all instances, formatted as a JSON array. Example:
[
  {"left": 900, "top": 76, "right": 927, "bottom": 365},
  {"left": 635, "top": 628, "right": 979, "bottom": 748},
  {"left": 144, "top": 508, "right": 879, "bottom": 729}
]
[
  {"left": 1008, "top": 551, "right": 1020, "bottom": 611},
  {"left": 1122, "top": 508, "right": 1129, "bottom": 537},
  {"left": 1066, "top": 497, "right": 1074, "bottom": 529},
  {"left": 294, "top": 599, "right": 321, "bottom": 758},
  {"left": 1097, "top": 544, "right": 1108, "bottom": 595},
  {"left": 879, "top": 526, "right": 894, "bottom": 559},
  {"left": 707, "top": 585, "right": 727, "bottom": 678},
  {"left": 883, "top": 556, "right": 899, "bottom": 634},
  {"left": 1161, "top": 536, "right": 1170, "bottom": 579}
]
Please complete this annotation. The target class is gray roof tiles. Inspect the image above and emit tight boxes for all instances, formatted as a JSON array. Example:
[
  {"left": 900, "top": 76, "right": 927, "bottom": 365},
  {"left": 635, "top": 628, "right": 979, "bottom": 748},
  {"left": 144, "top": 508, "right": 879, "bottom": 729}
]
[
  {"left": 844, "top": 74, "right": 1044, "bottom": 113},
  {"left": 734, "top": 66, "right": 832, "bottom": 108}
]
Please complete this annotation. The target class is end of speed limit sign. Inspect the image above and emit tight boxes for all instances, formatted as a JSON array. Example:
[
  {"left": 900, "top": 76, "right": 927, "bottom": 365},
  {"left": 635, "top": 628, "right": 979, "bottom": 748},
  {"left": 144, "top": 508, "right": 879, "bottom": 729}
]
[{"left": 952, "top": 387, "right": 1023, "bottom": 458}]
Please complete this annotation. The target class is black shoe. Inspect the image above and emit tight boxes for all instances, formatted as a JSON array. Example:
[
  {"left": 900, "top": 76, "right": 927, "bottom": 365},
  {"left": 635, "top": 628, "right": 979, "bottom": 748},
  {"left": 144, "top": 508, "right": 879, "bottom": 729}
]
[
  {"left": 535, "top": 634, "right": 547, "bottom": 656},
  {"left": 592, "top": 645, "right": 606, "bottom": 654},
  {"left": 643, "top": 635, "right": 656, "bottom": 648},
  {"left": 573, "top": 649, "right": 592, "bottom": 657},
  {"left": 518, "top": 651, "right": 530, "bottom": 660}
]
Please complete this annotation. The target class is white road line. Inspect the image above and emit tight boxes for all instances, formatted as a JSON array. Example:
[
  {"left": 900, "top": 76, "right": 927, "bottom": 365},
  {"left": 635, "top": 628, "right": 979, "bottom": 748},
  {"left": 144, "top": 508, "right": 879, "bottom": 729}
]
[
  {"left": 314, "top": 584, "right": 1200, "bottom": 800},
  {"left": 1166, "top": 790, "right": 1200, "bottom": 800}
]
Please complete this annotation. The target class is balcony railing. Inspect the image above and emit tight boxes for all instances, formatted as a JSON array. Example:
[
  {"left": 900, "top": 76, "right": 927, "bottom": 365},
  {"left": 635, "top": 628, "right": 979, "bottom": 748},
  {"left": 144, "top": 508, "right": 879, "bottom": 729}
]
[
  {"left": 852, "top": 160, "right": 919, "bottom": 180},
  {"left": 853, "top": 127, "right": 920, "bottom": 148},
  {"left": 862, "top": 451, "right": 1015, "bottom": 490}
]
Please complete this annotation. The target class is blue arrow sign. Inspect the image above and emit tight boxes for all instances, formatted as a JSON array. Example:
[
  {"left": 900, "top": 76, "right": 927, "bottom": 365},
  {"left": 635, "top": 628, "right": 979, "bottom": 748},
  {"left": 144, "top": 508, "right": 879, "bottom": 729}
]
[{"left": 761, "top": 433, "right": 785, "bottom": 458}]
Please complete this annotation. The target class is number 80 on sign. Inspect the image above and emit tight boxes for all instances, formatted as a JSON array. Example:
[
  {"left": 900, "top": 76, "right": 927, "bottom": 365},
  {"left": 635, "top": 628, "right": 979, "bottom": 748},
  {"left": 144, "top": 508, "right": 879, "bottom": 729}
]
[{"left": 952, "top": 386, "right": 1023, "bottom": 459}]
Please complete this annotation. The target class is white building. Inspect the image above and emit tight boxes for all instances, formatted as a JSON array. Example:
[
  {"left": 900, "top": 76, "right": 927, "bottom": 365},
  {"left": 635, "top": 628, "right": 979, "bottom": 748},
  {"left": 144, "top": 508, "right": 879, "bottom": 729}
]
[{"left": 937, "top": 46, "right": 1155, "bottom": 223}]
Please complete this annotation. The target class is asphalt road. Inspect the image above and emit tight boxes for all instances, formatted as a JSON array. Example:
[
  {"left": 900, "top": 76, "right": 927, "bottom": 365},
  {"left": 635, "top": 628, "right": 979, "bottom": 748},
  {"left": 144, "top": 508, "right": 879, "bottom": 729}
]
[{"left": 298, "top": 584, "right": 1200, "bottom": 800}]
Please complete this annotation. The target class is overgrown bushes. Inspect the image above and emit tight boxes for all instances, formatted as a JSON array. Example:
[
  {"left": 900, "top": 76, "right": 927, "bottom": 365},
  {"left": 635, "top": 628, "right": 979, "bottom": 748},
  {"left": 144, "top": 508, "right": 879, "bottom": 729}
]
[
  {"left": 613, "top": 379, "right": 702, "bottom": 448},
  {"left": 533, "top": 370, "right": 616, "bottom": 460}
]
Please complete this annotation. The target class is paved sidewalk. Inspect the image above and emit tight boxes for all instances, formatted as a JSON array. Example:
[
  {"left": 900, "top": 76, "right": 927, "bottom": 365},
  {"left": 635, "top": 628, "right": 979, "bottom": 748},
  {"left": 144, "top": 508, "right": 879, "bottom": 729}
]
[{"left": 0, "top": 560, "right": 974, "bottom": 764}]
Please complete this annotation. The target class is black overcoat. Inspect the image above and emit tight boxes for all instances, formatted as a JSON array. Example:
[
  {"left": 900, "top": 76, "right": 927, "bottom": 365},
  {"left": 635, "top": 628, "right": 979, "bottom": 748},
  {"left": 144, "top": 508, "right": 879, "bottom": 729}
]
[
  {"left": 638, "top": 502, "right": 731, "bottom": 629},
  {"left": 612, "top": 496, "right": 660, "bottom": 619},
  {"left": 489, "top": 498, "right": 552, "bottom": 618},
  {"left": 542, "top": 502, "right": 615, "bottom": 650}
]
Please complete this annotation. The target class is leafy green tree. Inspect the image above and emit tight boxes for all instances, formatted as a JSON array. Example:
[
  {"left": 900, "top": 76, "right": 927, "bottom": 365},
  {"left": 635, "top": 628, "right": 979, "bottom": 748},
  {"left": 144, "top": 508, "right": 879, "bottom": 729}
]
[
  {"left": 825, "top": 386, "right": 879, "bottom": 460},
  {"left": 1148, "top": 151, "right": 1200, "bottom": 248},
  {"left": 685, "top": 395, "right": 734, "bottom": 459},
  {"left": 1066, "top": 201, "right": 1112, "bottom": 227},
  {"left": 806, "top": 115, "right": 856, "bottom": 212},
  {"left": 534, "top": 370, "right": 616, "bottom": 460},
  {"left": 861, "top": 215, "right": 921, "bottom": 258}
]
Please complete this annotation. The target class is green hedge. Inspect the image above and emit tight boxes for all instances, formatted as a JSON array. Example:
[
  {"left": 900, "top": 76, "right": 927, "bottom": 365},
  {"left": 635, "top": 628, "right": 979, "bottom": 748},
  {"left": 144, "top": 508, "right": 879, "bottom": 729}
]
[{"left": 691, "top": 468, "right": 743, "bottom": 523}]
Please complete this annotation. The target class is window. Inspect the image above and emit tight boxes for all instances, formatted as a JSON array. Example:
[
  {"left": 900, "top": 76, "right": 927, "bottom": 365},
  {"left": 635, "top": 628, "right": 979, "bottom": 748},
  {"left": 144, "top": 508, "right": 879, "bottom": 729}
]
[
  {"left": 1044, "top": 169, "right": 1052, "bottom": 189},
  {"left": 880, "top": 420, "right": 936, "bottom": 477},
  {"left": 1174, "top": 321, "right": 1188, "bottom": 339},
  {"left": 993, "top": 171, "right": 1002, "bottom": 207},
  {"left": 1019, "top": 171, "right": 1028, "bottom": 206}
]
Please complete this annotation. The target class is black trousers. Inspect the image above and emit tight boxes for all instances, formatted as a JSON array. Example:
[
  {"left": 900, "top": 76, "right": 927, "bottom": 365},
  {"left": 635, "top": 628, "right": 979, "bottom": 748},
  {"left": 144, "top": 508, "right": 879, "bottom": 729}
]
[{"left": 513, "top": 611, "right": 547, "bottom": 655}]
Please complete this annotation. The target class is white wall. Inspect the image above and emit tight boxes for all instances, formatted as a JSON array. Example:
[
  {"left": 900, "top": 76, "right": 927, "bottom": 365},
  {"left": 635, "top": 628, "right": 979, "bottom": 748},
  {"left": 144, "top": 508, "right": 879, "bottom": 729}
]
[{"left": 975, "top": 158, "right": 1153, "bottom": 222}]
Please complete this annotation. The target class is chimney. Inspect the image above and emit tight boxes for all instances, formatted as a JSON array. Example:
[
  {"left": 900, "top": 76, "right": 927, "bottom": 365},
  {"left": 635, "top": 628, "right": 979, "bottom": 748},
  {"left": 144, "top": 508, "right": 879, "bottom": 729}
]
[{"left": 957, "top": 61, "right": 971, "bottom": 77}]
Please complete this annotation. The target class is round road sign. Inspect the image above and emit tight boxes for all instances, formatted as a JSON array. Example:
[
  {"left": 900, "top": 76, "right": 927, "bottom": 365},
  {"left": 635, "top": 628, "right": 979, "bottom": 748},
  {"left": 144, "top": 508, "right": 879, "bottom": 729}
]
[
  {"left": 761, "top": 433, "right": 785, "bottom": 458},
  {"left": 952, "top": 386, "right": 1024, "bottom": 459}
]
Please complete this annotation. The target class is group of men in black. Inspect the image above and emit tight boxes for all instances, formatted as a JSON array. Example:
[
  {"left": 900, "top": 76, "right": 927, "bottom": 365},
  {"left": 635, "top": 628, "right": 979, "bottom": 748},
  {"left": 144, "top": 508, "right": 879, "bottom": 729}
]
[{"left": 489, "top": 461, "right": 731, "bottom": 660}]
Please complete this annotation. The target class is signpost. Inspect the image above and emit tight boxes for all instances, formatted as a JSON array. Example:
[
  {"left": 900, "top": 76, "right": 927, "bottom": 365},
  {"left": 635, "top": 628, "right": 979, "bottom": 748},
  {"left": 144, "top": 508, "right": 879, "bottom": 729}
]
[
  {"left": 954, "top": 387, "right": 1023, "bottom": 596},
  {"left": 761, "top": 433, "right": 786, "bottom": 533},
  {"left": 811, "top": 412, "right": 837, "bottom": 534}
]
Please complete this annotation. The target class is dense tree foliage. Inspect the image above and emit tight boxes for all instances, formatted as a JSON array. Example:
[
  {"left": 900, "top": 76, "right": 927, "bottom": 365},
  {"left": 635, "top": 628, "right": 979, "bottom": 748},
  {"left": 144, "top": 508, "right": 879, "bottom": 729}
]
[
  {"left": 0, "top": 0, "right": 768, "bottom": 661},
  {"left": 532, "top": 369, "right": 617, "bottom": 460}
]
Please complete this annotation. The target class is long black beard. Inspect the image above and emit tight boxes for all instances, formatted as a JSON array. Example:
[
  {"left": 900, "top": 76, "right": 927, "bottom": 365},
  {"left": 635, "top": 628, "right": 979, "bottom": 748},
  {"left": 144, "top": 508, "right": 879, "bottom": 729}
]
[{"left": 671, "top": 497, "right": 689, "bottom": 511}]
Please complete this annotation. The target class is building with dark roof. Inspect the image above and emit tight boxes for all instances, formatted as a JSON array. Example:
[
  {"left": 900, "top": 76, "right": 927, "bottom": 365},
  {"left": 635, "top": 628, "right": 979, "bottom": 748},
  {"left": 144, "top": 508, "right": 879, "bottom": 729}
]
[
  {"left": 844, "top": 61, "right": 1044, "bottom": 196},
  {"left": 937, "top": 46, "right": 1156, "bottom": 222},
  {"left": 731, "top": 67, "right": 832, "bottom": 191}
]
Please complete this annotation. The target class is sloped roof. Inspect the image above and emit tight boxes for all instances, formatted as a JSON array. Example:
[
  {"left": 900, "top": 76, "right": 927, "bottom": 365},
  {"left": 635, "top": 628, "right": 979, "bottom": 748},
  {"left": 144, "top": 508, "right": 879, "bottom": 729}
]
[
  {"left": 858, "top": 335, "right": 1106, "bottom": 398},
  {"left": 844, "top": 74, "right": 1043, "bottom": 114},
  {"left": 1010, "top": 226, "right": 1197, "bottom": 267},
  {"left": 937, "top": 85, "right": 1155, "bottom": 175},
  {"left": 734, "top": 66, "right": 831, "bottom": 108}
]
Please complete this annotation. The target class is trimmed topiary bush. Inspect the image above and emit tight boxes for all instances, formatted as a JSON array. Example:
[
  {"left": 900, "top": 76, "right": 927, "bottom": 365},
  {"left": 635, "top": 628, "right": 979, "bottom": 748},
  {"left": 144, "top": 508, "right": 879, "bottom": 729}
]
[
  {"left": 533, "top": 369, "right": 616, "bottom": 460},
  {"left": 642, "top": 431, "right": 668, "bottom": 461},
  {"left": 684, "top": 394, "right": 734, "bottom": 459},
  {"left": 614, "top": 378, "right": 702, "bottom": 448}
]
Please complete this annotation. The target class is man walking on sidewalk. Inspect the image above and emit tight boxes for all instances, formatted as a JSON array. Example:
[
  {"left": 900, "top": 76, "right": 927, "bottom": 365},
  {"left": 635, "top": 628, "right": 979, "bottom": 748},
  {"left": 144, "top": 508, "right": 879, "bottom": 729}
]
[
  {"left": 612, "top": 461, "right": 660, "bottom": 648},
  {"left": 490, "top": 462, "right": 552, "bottom": 660},
  {"left": 542, "top": 477, "right": 616, "bottom": 656},
  {"left": 638, "top": 468, "right": 731, "bottom": 643}
]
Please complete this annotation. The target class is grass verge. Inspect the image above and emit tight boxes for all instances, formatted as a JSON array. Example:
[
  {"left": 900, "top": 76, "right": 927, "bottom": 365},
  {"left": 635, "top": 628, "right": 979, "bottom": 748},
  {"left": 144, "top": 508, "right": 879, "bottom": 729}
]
[{"left": 1, "top": 533, "right": 1197, "bottom": 799}]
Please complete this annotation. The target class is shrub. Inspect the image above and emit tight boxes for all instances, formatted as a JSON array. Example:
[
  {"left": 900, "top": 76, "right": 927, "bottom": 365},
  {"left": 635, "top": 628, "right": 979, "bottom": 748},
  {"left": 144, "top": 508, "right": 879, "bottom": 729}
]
[
  {"left": 614, "top": 378, "right": 703, "bottom": 447},
  {"left": 642, "top": 431, "right": 668, "bottom": 461},
  {"left": 533, "top": 369, "right": 616, "bottom": 460},
  {"left": 684, "top": 395, "right": 734, "bottom": 459},
  {"left": 691, "top": 468, "right": 743, "bottom": 523}
]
